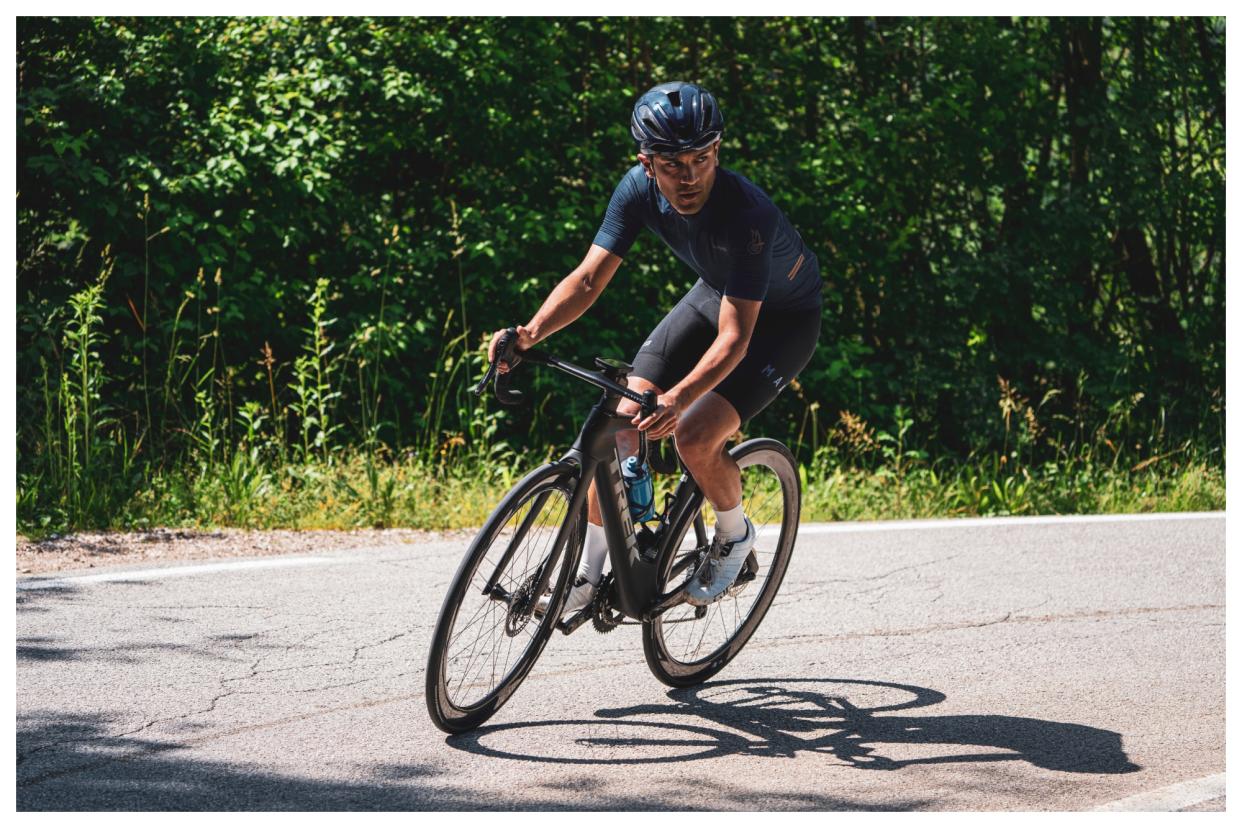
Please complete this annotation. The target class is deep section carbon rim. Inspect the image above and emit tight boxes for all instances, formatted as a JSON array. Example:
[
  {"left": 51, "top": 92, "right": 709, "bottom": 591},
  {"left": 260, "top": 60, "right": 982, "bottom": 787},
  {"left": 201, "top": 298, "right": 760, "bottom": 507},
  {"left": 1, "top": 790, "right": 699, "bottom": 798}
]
[
  {"left": 645, "top": 441, "right": 798, "bottom": 681},
  {"left": 434, "top": 474, "right": 577, "bottom": 716}
]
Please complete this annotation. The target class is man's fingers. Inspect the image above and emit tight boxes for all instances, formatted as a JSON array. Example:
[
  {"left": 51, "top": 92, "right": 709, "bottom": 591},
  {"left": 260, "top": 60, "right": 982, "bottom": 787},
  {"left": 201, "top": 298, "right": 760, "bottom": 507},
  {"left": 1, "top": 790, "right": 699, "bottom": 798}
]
[
  {"left": 631, "top": 407, "right": 656, "bottom": 428},
  {"left": 634, "top": 408, "right": 677, "bottom": 435}
]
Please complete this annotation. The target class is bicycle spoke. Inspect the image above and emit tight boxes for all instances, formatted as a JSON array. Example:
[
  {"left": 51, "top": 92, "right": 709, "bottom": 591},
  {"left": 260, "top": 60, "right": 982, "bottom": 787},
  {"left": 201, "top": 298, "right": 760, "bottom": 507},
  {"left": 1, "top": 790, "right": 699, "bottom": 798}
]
[
  {"left": 650, "top": 448, "right": 794, "bottom": 677},
  {"left": 686, "top": 602, "right": 713, "bottom": 661},
  {"left": 440, "top": 481, "right": 574, "bottom": 708}
]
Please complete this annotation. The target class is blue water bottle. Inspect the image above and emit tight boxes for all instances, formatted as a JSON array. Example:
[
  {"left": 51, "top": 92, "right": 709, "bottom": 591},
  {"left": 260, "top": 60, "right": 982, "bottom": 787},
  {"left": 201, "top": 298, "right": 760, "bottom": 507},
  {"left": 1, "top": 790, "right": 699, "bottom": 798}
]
[{"left": 622, "top": 455, "right": 655, "bottom": 523}]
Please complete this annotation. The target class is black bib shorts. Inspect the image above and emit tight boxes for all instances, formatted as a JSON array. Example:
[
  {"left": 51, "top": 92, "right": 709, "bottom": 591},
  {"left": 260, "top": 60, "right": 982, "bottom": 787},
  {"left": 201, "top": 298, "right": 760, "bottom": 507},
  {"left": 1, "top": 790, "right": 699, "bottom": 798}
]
[{"left": 631, "top": 280, "right": 822, "bottom": 423}]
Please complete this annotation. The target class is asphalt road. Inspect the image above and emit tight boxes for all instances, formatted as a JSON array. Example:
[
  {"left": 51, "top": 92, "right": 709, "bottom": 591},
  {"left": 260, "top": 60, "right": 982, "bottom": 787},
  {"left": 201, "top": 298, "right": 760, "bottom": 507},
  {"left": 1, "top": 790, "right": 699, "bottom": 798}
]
[{"left": 16, "top": 513, "right": 1225, "bottom": 811}]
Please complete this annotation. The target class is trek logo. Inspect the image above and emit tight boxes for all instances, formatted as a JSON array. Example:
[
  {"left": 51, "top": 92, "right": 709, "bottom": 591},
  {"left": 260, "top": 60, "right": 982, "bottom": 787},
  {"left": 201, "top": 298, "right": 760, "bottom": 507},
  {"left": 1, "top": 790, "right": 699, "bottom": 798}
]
[
  {"left": 608, "top": 453, "right": 640, "bottom": 558},
  {"left": 761, "top": 363, "right": 784, "bottom": 388},
  {"left": 748, "top": 229, "right": 766, "bottom": 255}
]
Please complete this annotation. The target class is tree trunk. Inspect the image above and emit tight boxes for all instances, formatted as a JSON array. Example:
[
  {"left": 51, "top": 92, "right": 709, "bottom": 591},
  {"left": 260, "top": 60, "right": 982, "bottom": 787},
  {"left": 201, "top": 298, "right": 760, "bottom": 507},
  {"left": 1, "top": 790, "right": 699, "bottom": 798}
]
[
  {"left": 1192, "top": 18, "right": 1224, "bottom": 127},
  {"left": 1061, "top": 18, "right": 1103, "bottom": 337}
]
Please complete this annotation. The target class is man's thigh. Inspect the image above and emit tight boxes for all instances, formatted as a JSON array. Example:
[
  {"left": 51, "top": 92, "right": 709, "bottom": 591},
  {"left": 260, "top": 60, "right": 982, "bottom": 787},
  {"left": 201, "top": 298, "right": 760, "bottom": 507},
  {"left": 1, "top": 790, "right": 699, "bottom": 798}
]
[
  {"left": 714, "top": 306, "right": 821, "bottom": 423},
  {"left": 630, "top": 289, "right": 717, "bottom": 393}
]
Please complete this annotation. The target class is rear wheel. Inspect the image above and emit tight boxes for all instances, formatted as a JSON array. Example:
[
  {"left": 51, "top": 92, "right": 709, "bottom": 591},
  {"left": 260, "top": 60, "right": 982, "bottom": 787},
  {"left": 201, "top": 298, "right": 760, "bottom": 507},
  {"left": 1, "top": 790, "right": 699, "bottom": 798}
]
[
  {"left": 642, "top": 438, "right": 800, "bottom": 687},
  {"left": 425, "top": 463, "right": 584, "bottom": 733}
]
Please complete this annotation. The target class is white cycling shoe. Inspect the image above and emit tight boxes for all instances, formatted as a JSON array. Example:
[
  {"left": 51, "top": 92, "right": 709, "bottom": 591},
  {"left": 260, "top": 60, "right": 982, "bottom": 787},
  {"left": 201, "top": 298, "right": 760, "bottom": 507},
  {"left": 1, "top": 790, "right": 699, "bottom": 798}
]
[
  {"left": 535, "top": 575, "right": 597, "bottom": 619},
  {"left": 685, "top": 518, "right": 756, "bottom": 606}
]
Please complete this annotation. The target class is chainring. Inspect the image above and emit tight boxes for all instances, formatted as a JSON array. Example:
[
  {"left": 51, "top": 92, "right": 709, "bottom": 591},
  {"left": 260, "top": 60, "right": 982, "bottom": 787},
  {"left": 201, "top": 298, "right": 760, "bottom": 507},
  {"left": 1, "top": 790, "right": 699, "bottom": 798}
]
[{"left": 590, "top": 574, "right": 626, "bottom": 633}]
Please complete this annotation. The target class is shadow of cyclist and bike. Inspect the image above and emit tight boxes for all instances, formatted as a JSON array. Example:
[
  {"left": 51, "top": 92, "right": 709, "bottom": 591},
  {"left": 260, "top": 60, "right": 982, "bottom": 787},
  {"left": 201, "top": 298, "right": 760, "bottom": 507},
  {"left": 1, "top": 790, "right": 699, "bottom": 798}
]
[{"left": 449, "top": 677, "right": 1139, "bottom": 775}]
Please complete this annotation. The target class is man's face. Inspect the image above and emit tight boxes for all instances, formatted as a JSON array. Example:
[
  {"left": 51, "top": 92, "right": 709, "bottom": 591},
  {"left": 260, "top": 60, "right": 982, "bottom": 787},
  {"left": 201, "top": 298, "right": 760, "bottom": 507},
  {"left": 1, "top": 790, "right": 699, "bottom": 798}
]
[{"left": 639, "top": 141, "right": 720, "bottom": 216}]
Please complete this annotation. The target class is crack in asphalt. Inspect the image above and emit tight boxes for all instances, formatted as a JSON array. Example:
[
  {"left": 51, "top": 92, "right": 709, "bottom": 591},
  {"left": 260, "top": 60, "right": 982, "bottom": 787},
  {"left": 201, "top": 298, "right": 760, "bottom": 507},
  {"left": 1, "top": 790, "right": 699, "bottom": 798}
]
[
  {"left": 18, "top": 619, "right": 421, "bottom": 781},
  {"left": 27, "top": 596, "right": 1200, "bottom": 766},
  {"left": 777, "top": 554, "right": 966, "bottom": 602},
  {"left": 745, "top": 602, "right": 1224, "bottom": 652},
  {"left": 17, "top": 682, "right": 427, "bottom": 790}
]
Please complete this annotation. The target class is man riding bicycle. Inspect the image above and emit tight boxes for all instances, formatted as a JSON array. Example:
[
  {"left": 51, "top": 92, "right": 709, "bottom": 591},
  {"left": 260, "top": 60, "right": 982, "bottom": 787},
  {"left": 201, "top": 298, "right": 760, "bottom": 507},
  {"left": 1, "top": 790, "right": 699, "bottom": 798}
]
[{"left": 489, "top": 81, "right": 822, "bottom": 616}]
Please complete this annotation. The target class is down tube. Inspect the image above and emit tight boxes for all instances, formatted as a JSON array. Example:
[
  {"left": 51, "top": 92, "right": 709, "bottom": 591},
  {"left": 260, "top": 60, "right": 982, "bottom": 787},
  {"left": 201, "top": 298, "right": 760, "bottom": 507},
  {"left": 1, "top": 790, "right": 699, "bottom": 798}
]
[{"left": 586, "top": 422, "right": 660, "bottom": 619}]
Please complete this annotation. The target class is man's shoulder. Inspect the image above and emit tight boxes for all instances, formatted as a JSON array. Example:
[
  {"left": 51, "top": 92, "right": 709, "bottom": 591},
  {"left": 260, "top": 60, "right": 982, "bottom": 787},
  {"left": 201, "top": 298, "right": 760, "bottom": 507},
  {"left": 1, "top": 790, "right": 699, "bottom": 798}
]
[
  {"left": 619, "top": 162, "right": 649, "bottom": 187},
  {"left": 718, "top": 167, "right": 776, "bottom": 210},
  {"left": 611, "top": 163, "right": 655, "bottom": 203},
  {"left": 716, "top": 168, "right": 780, "bottom": 230}
]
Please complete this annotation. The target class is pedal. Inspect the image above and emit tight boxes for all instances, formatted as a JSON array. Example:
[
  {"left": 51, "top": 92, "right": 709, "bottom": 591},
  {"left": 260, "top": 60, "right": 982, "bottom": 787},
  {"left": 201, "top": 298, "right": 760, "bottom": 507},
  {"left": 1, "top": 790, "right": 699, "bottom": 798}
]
[
  {"left": 737, "top": 551, "right": 759, "bottom": 583},
  {"left": 557, "top": 606, "right": 592, "bottom": 635}
]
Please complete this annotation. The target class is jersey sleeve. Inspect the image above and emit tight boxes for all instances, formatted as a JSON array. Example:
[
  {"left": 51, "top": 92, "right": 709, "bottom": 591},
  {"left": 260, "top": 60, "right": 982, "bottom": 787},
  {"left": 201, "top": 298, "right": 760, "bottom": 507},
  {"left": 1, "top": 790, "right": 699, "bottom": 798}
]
[
  {"left": 592, "top": 166, "right": 647, "bottom": 258},
  {"left": 720, "top": 206, "right": 778, "bottom": 303}
]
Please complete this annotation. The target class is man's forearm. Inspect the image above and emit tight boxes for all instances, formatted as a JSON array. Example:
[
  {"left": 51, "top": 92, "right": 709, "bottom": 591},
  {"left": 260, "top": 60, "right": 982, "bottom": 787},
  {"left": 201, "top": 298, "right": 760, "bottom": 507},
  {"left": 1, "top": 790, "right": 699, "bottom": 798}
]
[
  {"left": 526, "top": 268, "right": 604, "bottom": 344},
  {"left": 669, "top": 334, "right": 747, "bottom": 406}
]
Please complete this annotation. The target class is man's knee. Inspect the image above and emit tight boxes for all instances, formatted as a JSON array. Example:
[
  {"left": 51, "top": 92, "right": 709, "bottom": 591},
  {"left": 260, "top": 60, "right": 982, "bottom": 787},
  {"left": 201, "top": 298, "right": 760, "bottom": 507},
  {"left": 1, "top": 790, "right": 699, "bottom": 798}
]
[
  {"left": 674, "top": 416, "right": 725, "bottom": 461},
  {"left": 674, "top": 393, "right": 740, "bottom": 462}
]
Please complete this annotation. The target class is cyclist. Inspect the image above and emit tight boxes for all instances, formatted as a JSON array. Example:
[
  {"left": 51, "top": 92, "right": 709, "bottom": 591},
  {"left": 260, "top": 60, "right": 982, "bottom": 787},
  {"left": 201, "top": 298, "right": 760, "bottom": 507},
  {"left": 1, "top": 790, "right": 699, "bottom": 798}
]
[{"left": 490, "top": 81, "right": 822, "bottom": 615}]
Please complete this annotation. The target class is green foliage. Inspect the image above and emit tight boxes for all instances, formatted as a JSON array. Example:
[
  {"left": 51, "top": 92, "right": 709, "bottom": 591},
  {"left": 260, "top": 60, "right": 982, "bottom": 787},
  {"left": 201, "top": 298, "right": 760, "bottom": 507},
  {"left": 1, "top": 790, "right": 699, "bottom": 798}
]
[
  {"left": 289, "top": 277, "right": 343, "bottom": 463},
  {"left": 19, "top": 251, "right": 144, "bottom": 527},
  {"left": 15, "top": 17, "right": 1225, "bottom": 532}
]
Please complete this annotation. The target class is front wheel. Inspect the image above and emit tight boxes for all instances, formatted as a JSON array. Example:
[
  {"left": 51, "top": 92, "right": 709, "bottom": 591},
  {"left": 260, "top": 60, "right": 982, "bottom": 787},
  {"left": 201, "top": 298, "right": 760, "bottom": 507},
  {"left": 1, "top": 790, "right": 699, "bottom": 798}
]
[
  {"left": 642, "top": 438, "right": 800, "bottom": 687},
  {"left": 425, "top": 462, "right": 584, "bottom": 733}
]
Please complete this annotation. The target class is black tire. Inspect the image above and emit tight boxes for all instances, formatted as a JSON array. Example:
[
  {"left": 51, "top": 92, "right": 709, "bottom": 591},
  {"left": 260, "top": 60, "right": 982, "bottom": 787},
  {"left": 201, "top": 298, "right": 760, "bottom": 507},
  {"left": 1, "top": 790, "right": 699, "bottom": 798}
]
[
  {"left": 642, "top": 438, "right": 800, "bottom": 687},
  {"left": 425, "top": 462, "right": 584, "bottom": 733}
]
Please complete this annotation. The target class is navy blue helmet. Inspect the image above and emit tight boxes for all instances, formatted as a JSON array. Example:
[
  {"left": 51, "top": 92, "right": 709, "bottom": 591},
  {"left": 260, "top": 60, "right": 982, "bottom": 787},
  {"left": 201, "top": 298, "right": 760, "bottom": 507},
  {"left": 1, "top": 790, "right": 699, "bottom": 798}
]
[{"left": 630, "top": 81, "right": 723, "bottom": 155}]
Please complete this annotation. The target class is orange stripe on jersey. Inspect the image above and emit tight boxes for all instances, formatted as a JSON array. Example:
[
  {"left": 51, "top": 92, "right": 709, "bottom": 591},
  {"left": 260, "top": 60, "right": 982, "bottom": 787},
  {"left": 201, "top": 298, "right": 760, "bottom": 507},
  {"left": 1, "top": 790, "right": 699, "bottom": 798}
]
[{"left": 786, "top": 253, "right": 805, "bottom": 280}]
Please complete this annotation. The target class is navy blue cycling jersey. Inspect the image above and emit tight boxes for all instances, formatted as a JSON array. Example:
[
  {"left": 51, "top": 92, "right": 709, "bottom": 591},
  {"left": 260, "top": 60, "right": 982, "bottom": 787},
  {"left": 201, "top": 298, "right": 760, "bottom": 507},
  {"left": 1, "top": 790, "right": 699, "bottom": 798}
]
[{"left": 592, "top": 164, "right": 823, "bottom": 313}]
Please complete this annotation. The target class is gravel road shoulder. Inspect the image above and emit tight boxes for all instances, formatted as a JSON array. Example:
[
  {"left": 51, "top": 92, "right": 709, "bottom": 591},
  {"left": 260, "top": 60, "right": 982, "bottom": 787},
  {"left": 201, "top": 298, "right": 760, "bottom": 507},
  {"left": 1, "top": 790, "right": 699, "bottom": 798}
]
[{"left": 15, "top": 527, "right": 472, "bottom": 577}]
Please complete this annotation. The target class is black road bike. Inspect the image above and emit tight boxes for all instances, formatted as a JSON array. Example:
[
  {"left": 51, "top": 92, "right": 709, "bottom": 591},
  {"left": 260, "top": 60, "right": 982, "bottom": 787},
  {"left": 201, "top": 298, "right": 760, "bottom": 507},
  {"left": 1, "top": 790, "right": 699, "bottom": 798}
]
[{"left": 425, "top": 330, "right": 801, "bottom": 734}]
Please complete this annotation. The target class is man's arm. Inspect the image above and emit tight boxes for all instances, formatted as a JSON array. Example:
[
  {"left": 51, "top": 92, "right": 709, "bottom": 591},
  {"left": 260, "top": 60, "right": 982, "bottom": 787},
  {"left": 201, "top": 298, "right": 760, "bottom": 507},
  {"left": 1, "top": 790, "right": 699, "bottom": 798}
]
[
  {"left": 525, "top": 244, "right": 623, "bottom": 343},
  {"left": 489, "top": 244, "right": 623, "bottom": 369},
  {"left": 634, "top": 295, "right": 761, "bottom": 437}
]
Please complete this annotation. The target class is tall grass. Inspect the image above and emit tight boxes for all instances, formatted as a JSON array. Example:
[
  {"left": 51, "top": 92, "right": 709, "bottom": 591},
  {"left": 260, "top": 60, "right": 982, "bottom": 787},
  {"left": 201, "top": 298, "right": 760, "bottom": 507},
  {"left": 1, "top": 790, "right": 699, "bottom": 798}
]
[
  {"left": 15, "top": 210, "right": 517, "bottom": 534},
  {"left": 21, "top": 249, "right": 144, "bottom": 528},
  {"left": 14, "top": 224, "right": 1225, "bottom": 536},
  {"left": 797, "top": 376, "right": 1225, "bottom": 522}
]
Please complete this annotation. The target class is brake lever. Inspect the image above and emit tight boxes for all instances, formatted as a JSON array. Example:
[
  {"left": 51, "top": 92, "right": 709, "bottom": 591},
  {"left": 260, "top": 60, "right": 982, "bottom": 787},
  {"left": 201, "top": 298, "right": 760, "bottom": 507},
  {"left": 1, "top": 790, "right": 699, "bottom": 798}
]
[
  {"left": 634, "top": 389, "right": 659, "bottom": 468},
  {"left": 494, "top": 365, "right": 524, "bottom": 406},
  {"left": 471, "top": 359, "right": 496, "bottom": 397},
  {"left": 491, "top": 328, "right": 525, "bottom": 407}
]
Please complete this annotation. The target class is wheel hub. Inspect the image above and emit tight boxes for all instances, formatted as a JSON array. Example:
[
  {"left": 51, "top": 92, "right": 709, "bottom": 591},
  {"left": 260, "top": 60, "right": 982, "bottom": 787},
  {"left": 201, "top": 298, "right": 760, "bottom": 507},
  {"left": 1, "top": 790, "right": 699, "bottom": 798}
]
[{"left": 504, "top": 572, "right": 541, "bottom": 636}]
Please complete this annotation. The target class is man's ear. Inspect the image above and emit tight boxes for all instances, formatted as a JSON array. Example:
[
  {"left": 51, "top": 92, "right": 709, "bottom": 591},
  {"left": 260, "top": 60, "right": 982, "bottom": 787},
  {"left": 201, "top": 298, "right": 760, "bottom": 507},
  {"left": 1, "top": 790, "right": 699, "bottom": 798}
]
[
  {"left": 712, "top": 140, "right": 722, "bottom": 167},
  {"left": 637, "top": 152, "right": 654, "bottom": 179}
]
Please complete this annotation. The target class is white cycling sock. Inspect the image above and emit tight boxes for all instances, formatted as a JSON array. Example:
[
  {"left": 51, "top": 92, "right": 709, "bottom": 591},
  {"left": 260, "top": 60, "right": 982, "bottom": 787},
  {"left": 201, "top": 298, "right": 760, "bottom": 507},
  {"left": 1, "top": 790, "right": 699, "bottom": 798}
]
[
  {"left": 714, "top": 502, "right": 747, "bottom": 541},
  {"left": 579, "top": 522, "right": 608, "bottom": 585}
]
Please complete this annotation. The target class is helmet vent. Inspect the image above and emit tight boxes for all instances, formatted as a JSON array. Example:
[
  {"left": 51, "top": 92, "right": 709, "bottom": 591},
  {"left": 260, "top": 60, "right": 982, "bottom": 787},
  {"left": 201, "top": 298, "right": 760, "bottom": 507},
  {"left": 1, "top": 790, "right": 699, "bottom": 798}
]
[{"left": 667, "top": 89, "right": 681, "bottom": 107}]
